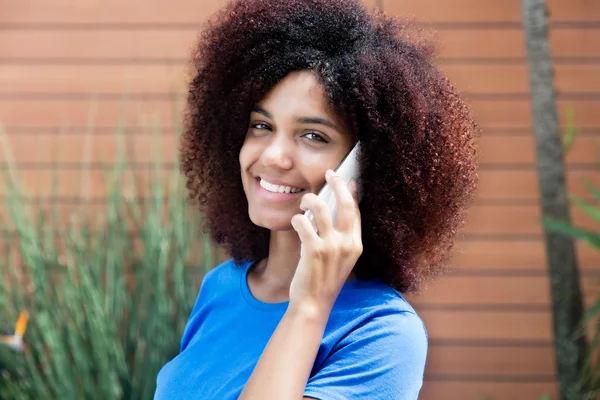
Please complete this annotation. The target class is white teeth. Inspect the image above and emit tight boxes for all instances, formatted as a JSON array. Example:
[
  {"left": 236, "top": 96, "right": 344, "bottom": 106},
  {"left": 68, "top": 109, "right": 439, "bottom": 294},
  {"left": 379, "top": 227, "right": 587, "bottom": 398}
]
[{"left": 260, "top": 178, "right": 303, "bottom": 194}]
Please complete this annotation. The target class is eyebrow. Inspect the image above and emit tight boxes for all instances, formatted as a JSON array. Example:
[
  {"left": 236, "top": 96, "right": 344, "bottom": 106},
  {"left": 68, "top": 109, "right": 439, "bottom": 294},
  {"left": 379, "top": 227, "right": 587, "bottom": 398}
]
[{"left": 252, "top": 106, "right": 339, "bottom": 130}]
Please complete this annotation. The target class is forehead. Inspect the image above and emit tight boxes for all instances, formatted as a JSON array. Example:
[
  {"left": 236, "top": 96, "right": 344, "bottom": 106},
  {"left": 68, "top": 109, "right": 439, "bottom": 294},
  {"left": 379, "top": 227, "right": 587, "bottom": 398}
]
[{"left": 256, "top": 71, "right": 332, "bottom": 117}]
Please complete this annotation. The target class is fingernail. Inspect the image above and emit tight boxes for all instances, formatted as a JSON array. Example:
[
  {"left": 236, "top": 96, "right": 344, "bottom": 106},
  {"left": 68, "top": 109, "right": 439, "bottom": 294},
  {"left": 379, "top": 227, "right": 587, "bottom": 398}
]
[{"left": 325, "top": 169, "right": 335, "bottom": 179}]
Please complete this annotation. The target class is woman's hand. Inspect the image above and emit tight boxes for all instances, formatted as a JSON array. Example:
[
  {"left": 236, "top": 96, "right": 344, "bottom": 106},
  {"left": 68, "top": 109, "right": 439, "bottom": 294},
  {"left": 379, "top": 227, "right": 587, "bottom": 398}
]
[{"left": 289, "top": 169, "right": 363, "bottom": 317}]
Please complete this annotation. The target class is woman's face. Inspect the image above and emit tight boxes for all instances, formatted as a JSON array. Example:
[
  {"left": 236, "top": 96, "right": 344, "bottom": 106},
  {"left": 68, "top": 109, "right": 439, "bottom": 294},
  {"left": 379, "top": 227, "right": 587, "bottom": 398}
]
[{"left": 239, "top": 70, "right": 354, "bottom": 231}]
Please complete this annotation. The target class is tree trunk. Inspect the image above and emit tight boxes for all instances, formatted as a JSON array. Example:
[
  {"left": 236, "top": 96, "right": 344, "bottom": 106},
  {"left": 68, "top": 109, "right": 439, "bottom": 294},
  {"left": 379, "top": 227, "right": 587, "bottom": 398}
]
[{"left": 521, "top": 1, "right": 588, "bottom": 399}]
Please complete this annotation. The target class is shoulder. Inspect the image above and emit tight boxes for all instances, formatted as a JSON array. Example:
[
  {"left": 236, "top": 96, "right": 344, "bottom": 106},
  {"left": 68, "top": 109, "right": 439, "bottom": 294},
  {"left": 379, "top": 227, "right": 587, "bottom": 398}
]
[
  {"left": 337, "top": 278, "right": 426, "bottom": 335},
  {"left": 200, "top": 258, "right": 250, "bottom": 289},
  {"left": 188, "top": 258, "right": 251, "bottom": 309},
  {"left": 331, "top": 278, "right": 428, "bottom": 363},
  {"left": 306, "top": 282, "right": 427, "bottom": 399}
]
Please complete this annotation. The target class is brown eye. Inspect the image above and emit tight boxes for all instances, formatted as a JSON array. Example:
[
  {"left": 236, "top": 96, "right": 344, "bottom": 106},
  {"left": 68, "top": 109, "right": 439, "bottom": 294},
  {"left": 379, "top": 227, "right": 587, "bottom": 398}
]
[
  {"left": 250, "top": 123, "right": 271, "bottom": 130},
  {"left": 302, "top": 132, "right": 328, "bottom": 143}
]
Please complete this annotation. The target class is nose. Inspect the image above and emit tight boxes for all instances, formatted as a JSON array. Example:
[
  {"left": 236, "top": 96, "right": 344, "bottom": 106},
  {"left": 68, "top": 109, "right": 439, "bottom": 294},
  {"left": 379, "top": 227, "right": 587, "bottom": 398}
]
[{"left": 260, "top": 136, "right": 293, "bottom": 170}]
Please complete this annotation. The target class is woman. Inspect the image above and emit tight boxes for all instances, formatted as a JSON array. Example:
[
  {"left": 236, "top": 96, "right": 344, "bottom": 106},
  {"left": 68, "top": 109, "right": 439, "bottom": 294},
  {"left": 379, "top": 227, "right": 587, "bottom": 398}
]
[{"left": 155, "top": 0, "right": 478, "bottom": 398}]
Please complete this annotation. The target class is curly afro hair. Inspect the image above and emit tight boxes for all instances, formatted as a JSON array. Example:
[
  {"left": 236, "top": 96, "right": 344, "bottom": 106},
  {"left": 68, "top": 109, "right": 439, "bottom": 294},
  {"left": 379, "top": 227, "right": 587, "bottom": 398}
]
[{"left": 181, "top": 0, "right": 479, "bottom": 293}]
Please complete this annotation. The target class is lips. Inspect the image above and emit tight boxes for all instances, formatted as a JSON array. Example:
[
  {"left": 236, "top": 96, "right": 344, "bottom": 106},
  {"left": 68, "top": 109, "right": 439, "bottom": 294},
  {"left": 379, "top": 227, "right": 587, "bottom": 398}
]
[
  {"left": 253, "top": 177, "right": 305, "bottom": 202},
  {"left": 258, "top": 178, "right": 304, "bottom": 194}
]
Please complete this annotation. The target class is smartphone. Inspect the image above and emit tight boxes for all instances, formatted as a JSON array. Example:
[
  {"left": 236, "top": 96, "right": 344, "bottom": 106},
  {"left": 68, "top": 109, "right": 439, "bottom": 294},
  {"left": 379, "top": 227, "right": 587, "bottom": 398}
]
[{"left": 304, "top": 141, "right": 362, "bottom": 233}]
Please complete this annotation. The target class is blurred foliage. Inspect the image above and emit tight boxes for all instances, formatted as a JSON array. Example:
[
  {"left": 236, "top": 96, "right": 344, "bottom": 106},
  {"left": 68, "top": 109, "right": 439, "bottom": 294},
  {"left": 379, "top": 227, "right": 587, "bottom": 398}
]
[
  {"left": 540, "top": 110, "right": 600, "bottom": 400},
  {"left": 0, "top": 124, "right": 219, "bottom": 399}
]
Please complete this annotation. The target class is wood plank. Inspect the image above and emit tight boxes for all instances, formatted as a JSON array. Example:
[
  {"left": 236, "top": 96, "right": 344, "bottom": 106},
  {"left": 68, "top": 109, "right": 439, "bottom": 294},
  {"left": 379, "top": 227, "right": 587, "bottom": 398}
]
[
  {"left": 382, "top": 0, "right": 600, "bottom": 22},
  {"left": 419, "top": 381, "right": 557, "bottom": 400},
  {"left": 446, "top": 64, "right": 600, "bottom": 94},
  {"left": 419, "top": 309, "right": 553, "bottom": 340},
  {"left": 440, "top": 28, "right": 600, "bottom": 59},
  {"left": 477, "top": 169, "right": 600, "bottom": 200},
  {"left": 0, "top": 168, "right": 179, "bottom": 199},
  {"left": 1, "top": 0, "right": 596, "bottom": 24},
  {"left": 0, "top": 65, "right": 189, "bottom": 94},
  {"left": 465, "top": 204, "right": 600, "bottom": 236},
  {"left": 472, "top": 99, "right": 600, "bottom": 129},
  {"left": 450, "top": 239, "right": 600, "bottom": 271},
  {"left": 2, "top": 64, "right": 598, "bottom": 95},
  {"left": 2, "top": 28, "right": 599, "bottom": 60},
  {"left": 1, "top": 98, "right": 599, "bottom": 129},
  {"left": 425, "top": 344, "right": 556, "bottom": 376},
  {"left": 407, "top": 275, "right": 599, "bottom": 307},
  {"left": 477, "top": 135, "right": 600, "bottom": 165},
  {"left": 0, "top": 99, "right": 185, "bottom": 127},
  {"left": 0, "top": 30, "right": 197, "bottom": 60},
  {"left": 0, "top": 0, "right": 378, "bottom": 24},
  {"left": 3, "top": 132, "right": 179, "bottom": 164}
]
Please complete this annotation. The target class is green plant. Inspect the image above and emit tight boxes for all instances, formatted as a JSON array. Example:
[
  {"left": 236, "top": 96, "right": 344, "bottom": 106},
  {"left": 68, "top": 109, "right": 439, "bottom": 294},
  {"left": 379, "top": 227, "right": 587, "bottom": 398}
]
[
  {"left": 540, "top": 113, "right": 600, "bottom": 400},
  {"left": 542, "top": 183, "right": 600, "bottom": 400},
  {"left": 0, "top": 124, "right": 220, "bottom": 399}
]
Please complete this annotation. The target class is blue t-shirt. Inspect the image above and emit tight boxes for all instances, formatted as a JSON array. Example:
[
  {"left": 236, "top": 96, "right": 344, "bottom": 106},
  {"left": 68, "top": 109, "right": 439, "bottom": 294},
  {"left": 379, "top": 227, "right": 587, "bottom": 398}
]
[{"left": 154, "top": 259, "right": 428, "bottom": 400}]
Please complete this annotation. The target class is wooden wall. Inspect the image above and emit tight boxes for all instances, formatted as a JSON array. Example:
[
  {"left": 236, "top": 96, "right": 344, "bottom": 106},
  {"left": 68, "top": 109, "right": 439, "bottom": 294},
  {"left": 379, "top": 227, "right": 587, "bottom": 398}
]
[{"left": 2, "top": 0, "right": 600, "bottom": 398}]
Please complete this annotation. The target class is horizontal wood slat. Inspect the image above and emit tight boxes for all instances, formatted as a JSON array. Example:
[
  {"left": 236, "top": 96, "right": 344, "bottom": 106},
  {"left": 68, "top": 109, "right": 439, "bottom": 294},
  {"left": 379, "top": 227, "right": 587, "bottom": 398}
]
[
  {"left": 1, "top": 98, "right": 599, "bottom": 129},
  {"left": 478, "top": 135, "right": 600, "bottom": 165},
  {"left": 440, "top": 27, "right": 600, "bottom": 59},
  {"left": 2, "top": 64, "right": 598, "bottom": 95},
  {"left": 0, "top": 0, "right": 595, "bottom": 24},
  {"left": 477, "top": 169, "right": 600, "bottom": 200},
  {"left": 408, "top": 275, "right": 598, "bottom": 307},
  {"left": 419, "top": 381, "right": 557, "bottom": 400},
  {"left": 451, "top": 239, "right": 600, "bottom": 271},
  {"left": 425, "top": 344, "right": 556, "bottom": 377},
  {"left": 0, "top": 0, "right": 377, "bottom": 24},
  {"left": 0, "top": 65, "right": 188, "bottom": 94},
  {"left": 0, "top": 99, "right": 184, "bottom": 128},
  {"left": 0, "top": 169, "right": 179, "bottom": 199},
  {"left": 419, "top": 309, "right": 553, "bottom": 341},
  {"left": 2, "top": 28, "right": 599, "bottom": 61},
  {"left": 465, "top": 204, "right": 600, "bottom": 235},
  {"left": 3, "top": 132, "right": 179, "bottom": 164},
  {"left": 383, "top": 0, "right": 600, "bottom": 23},
  {"left": 0, "top": 30, "right": 197, "bottom": 60}
]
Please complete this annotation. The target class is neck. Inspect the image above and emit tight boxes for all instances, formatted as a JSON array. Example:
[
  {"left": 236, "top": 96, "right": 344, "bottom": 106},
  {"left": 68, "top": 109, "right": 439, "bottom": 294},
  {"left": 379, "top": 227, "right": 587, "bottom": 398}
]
[
  {"left": 252, "top": 229, "right": 301, "bottom": 295},
  {"left": 248, "top": 228, "right": 357, "bottom": 304}
]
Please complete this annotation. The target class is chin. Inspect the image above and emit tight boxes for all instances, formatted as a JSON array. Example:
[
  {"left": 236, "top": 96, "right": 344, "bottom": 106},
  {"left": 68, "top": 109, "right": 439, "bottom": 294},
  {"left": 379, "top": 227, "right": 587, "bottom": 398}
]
[{"left": 249, "top": 210, "right": 296, "bottom": 231}]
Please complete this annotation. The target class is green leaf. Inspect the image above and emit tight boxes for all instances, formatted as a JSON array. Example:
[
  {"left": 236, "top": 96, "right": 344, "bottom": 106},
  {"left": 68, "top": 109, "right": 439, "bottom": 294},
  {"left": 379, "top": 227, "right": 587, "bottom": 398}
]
[
  {"left": 562, "top": 104, "right": 578, "bottom": 152},
  {"left": 541, "top": 217, "right": 600, "bottom": 249},
  {"left": 572, "top": 197, "right": 600, "bottom": 225},
  {"left": 583, "top": 178, "right": 600, "bottom": 204}
]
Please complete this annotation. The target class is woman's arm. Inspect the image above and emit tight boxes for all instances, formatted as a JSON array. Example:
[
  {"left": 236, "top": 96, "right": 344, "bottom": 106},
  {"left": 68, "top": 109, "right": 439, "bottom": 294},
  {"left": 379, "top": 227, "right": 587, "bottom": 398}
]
[
  {"left": 239, "top": 171, "right": 362, "bottom": 400},
  {"left": 238, "top": 302, "right": 331, "bottom": 400}
]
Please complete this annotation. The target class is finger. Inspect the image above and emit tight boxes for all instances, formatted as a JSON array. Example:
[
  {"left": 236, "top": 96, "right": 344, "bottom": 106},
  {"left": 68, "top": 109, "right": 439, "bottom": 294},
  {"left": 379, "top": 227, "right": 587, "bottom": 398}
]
[
  {"left": 291, "top": 213, "right": 321, "bottom": 246},
  {"left": 349, "top": 179, "right": 360, "bottom": 203},
  {"left": 325, "top": 170, "right": 358, "bottom": 232},
  {"left": 301, "top": 192, "right": 334, "bottom": 237},
  {"left": 352, "top": 209, "right": 363, "bottom": 245}
]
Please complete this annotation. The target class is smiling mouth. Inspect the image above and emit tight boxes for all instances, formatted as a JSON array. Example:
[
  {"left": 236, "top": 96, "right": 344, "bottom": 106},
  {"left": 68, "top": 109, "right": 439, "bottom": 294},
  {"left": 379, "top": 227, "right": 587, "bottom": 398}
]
[{"left": 257, "top": 177, "right": 305, "bottom": 194}]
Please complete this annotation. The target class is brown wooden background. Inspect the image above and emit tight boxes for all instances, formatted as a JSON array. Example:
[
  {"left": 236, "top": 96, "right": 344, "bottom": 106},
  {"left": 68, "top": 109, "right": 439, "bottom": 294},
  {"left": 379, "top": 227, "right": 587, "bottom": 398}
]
[{"left": 2, "top": 0, "right": 600, "bottom": 398}]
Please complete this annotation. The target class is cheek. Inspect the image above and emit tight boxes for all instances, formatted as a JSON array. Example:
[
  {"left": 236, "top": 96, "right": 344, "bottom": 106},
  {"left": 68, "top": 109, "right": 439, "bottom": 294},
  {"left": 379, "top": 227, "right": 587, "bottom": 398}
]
[
  {"left": 301, "top": 163, "right": 327, "bottom": 192},
  {"left": 239, "top": 142, "right": 253, "bottom": 171}
]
